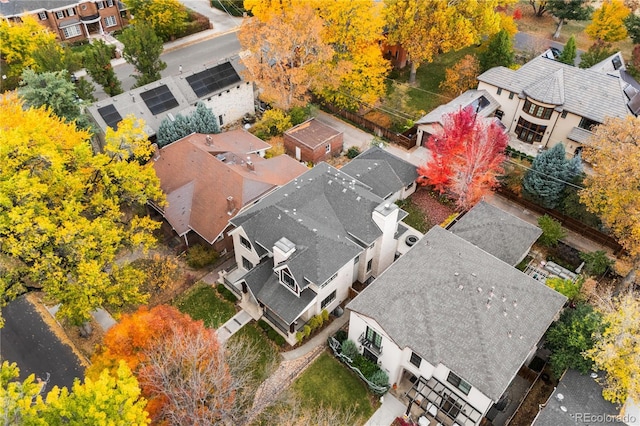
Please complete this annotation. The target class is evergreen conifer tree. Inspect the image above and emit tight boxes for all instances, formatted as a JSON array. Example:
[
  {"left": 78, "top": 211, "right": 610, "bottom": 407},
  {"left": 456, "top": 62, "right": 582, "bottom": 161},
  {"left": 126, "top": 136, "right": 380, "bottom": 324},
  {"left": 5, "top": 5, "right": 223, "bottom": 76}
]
[
  {"left": 558, "top": 35, "right": 577, "bottom": 65},
  {"left": 189, "top": 102, "right": 220, "bottom": 134},
  {"left": 479, "top": 30, "right": 515, "bottom": 72}
]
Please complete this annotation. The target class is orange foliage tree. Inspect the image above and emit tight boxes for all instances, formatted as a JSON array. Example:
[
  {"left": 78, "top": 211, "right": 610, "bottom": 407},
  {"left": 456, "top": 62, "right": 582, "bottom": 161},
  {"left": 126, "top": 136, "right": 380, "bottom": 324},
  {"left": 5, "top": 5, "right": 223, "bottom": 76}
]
[
  {"left": 89, "top": 305, "right": 253, "bottom": 425},
  {"left": 417, "top": 107, "right": 508, "bottom": 211}
]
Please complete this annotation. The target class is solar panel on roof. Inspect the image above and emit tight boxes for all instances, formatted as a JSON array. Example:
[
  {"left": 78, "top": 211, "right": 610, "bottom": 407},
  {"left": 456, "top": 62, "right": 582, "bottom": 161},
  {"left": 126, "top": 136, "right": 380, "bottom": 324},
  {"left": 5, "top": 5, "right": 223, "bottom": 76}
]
[
  {"left": 140, "top": 84, "right": 179, "bottom": 115},
  {"left": 186, "top": 62, "right": 242, "bottom": 98},
  {"left": 97, "top": 104, "right": 123, "bottom": 130}
]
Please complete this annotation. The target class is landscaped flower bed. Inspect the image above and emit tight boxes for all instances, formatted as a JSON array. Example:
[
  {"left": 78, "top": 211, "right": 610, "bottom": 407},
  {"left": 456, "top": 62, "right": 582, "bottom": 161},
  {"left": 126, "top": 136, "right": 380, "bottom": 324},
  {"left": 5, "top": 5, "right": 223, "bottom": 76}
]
[{"left": 328, "top": 335, "right": 389, "bottom": 395}]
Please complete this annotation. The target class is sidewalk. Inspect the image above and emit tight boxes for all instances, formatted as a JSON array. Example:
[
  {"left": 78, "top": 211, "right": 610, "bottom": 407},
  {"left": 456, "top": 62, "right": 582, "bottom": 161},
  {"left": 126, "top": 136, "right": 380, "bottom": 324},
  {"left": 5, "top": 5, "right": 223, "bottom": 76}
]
[
  {"left": 282, "top": 313, "right": 349, "bottom": 361},
  {"left": 364, "top": 394, "right": 406, "bottom": 426}
]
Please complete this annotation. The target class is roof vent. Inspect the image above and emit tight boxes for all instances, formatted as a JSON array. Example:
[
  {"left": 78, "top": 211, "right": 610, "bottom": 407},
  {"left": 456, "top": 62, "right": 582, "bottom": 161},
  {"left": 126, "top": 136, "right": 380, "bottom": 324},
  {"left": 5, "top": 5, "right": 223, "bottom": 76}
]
[
  {"left": 508, "top": 330, "right": 512, "bottom": 338},
  {"left": 556, "top": 393, "right": 564, "bottom": 401},
  {"left": 384, "top": 203, "right": 390, "bottom": 209},
  {"left": 454, "top": 272, "right": 459, "bottom": 276},
  {"left": 513, "top": 299, "right": 518, "bottom": 307},
  {"left": 477, "top": 287, "right": 482, "bottom": 293},
  {"left": 246, "top": 160, "right": 254, "bottom": 171},
  {"left": 560, "top": 406, "right": 567, "bottom": 413},
  {"left": 471, "top": 272, "right": 477, "bottom": 277},
  {"left": 205, "top": 135, "right": 212, "bottom": 145},
  {"left": 457, "top": 284, "right": 464, "bottom": 291},
  {"left": 590, "top": 372, "right": 598, "bottom": 379}
]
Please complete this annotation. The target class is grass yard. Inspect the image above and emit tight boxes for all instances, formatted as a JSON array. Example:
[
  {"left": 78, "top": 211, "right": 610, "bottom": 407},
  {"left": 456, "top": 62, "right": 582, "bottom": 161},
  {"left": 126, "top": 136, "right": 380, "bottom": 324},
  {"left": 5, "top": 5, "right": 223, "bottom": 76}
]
[
  {"left": 228, "top": 322, "right": 280, "bottom": 384},
  {"left": 396, "top": 198, "right": 430, "bottom": 233},
  {"left": 293, "top": 352, "right": 377, "bottom": 423},
  {"left": 174, "top": 282, "right": 236, "bottom": 328}
]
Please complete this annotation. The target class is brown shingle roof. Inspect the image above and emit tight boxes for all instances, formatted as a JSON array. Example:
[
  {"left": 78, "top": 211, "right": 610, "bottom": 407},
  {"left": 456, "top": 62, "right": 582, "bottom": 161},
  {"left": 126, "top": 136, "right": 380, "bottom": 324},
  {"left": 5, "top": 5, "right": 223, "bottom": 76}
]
[
  {"left": 284, "top": 118, "right": 342, "bottom": 149},
  {"left": 153, "top": 132, "right": 307, "bottom": 243}
]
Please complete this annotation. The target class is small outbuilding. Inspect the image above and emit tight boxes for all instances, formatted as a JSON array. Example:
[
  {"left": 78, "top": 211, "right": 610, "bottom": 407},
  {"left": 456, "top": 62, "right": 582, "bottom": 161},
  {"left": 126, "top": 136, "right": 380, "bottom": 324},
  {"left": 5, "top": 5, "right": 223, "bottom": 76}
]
[{"left": 283, "top": 118, "right": 343, "bottom": 164}]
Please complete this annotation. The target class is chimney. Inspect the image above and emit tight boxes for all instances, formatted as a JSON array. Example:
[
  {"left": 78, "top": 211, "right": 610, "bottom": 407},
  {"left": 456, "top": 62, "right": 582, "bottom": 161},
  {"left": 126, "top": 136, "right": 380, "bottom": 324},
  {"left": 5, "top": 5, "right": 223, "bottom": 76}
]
[
  {"left": 226, "top": 196, "right": 236, "bottom": 215},
  {"left": 246, "top": 160, "right": 254, "bottom": 171},
  {"left": 205, "top": 135, "right": 212, "bottom": 146}
]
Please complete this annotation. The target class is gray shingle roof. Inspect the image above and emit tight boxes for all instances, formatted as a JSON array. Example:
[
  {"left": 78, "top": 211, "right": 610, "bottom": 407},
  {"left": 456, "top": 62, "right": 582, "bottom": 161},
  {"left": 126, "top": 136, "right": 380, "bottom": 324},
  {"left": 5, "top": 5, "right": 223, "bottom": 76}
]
[
  {"left": 523, "top": 68, "right": 565, "bottom": 105},
  {"left": 567, "top": 127, "right": 594, "bottom": 144},
  {"left": 450, "top": 201, "right": 542, "bottom": 266},
  {"left": 478, "top": 56, "right": 630, "bottom": 123},
  {"left": 0, "top": 0, "right": 77, "bottom": 16},
  {"left": 533, "top": 370, "right": 621, "bottom": 426},
  {"left": 415, "top": 89, "right": 500, "bottom": 126},
  {"left": 347, "top": 226, "right": 566, "bottom": 402},
  {"left": 231, "top": 163, "right": 389, "bottom": 286},
  {"left": 341, "top": 146, "right": 418, "bottom": 199}
]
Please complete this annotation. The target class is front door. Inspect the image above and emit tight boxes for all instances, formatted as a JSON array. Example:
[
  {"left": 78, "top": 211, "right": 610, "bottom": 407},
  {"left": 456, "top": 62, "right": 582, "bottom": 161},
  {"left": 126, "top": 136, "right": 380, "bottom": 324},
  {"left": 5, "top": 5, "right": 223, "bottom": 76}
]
[{"left": 363, "top": 347, "right": 378, "bottom": 364}]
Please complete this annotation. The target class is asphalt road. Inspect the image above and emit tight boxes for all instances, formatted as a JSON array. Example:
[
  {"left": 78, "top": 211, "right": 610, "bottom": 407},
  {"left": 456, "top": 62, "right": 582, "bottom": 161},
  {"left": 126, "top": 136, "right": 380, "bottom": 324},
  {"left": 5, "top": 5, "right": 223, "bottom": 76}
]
[
  {"left": 0, "top": 296, "right": 85, "bottom": 391},
  {"left": 514, "top": 32, "right": 583, "bottom": 65}
]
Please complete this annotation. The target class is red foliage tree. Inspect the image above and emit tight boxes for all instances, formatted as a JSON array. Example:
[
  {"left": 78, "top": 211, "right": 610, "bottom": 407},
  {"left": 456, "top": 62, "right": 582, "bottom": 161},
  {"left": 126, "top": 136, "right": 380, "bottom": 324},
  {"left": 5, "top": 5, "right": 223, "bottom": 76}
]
[{"left": 417, "top": 107, "right": 508, "bottom": 211}]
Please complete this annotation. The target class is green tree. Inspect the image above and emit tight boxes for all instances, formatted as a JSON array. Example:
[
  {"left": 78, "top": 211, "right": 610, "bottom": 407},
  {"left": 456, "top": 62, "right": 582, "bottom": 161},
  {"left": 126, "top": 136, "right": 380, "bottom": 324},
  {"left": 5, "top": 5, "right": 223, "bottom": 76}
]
[
  {"left": 547, "top": 0, "right": 594, "bottom": 39},
  {"left": 84, "top": 39, "right": 123, "bottom": 96},
  {"left": 586, "top": 0, "right": 631, "bottom": 42},
  {"left": 557, "top": 35, "right": 578, "bottom": 65},
  {"left": 18, "top": 69, "right": 92, "bottom": 130},
  {"left": 522, "top": 143, "right": 582, "bottom": 209},
  {"left": 189, "top": 102, "right": 220, "bottom": 134},
  {"left": 75, "top": 77, "right": 97, "bottom": 103},
  {"left": 0, "top": 360, "right": 150, "bottom": 425},
  {"left": 546, "top": 276, "right": 583, "bottom": 300},
  {"left": 156, "top": 103, "right": 220, "bottom": 147},
  {"left": 120, "top": 25, "right": 167, "bottom": 88},
  {"left": 125, "top": 0, "right": 188, "bottom": 41},
  {"left": 250, "top": 109, "right": 293, "bottom": 140},
  {"left": 32, "top": 41, "right": 83, "bottom": 75},
  {"left": 0, "top": 94, "right": 164, "bottom": 326},
  {"left": 479, "top": 30, "right": 515, "bottom": 72},
  {"left": 580, "top": 250, "right": 614, "bottom": 276},
  {"left": 579, "top": 39, "right": 616, "bottom": 68},
  {"left": 546, "top": 303, "right": 604, "bottom": 378},
  {"left": 625, "top": 13, "right": 640, "bottom": 44},
  {"left": 538, "top": 215, "right": 567, "bottom": 247}
]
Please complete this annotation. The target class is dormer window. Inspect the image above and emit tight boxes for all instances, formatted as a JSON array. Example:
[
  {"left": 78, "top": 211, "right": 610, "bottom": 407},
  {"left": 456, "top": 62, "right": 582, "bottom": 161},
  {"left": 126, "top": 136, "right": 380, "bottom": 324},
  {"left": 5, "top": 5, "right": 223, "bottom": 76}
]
[
  {"left": 240, "top": 236, "right": 252, "bottom": 250},
  {"left": 280, "top": 268, "right": 297, "bottom": 292},
  {"left": 523, "top": 100, "right": 553, "bottom": 120}
]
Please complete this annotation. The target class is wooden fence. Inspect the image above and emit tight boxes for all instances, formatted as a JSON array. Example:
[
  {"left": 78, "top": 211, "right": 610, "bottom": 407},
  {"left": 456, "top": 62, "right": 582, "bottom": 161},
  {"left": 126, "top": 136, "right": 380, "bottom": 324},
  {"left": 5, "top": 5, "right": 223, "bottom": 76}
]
[
  {"left": 320, "top": 102, "right": 416, "bottom": 150},
  {"left": 496, "top": 188, "right": 624, "bottom": 254}
]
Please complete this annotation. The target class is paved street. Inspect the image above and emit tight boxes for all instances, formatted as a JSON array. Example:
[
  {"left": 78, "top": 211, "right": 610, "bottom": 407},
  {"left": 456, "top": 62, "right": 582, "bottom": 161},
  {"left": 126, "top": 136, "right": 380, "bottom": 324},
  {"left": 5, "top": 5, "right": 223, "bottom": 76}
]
[
  {"left": 514, "top": 32, "right": 584, "bottom": 65},
  {"left": 0, "top": 296, "right": 85, "bottom": 390}
]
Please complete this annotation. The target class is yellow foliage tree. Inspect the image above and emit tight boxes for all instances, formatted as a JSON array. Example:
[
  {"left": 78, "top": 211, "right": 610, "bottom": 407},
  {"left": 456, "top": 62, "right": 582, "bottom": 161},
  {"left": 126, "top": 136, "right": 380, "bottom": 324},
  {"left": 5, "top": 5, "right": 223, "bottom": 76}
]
[
  {"left": 586, "top": 293, "right": 640, "bottom": 404},
  {"left": 580, "top": 116, "right": 640, "bottom": 291},
  {"left": 0, "top": 15, "right": 57, "bottom": 91},
  {"left": 0, "top": 94, "right": 164, "bottom": 326},
  {"left": 124, "top": 0, "right": 188, "bottom": 41},
  {"left": 586, "top": 0, "right": 631, "bottom": 42},
  {"left": 439, "top": 54, "right": 480, "bottom": 98},
  {"left": 384, "top": 0, "right": 510, "bottom": 84}
]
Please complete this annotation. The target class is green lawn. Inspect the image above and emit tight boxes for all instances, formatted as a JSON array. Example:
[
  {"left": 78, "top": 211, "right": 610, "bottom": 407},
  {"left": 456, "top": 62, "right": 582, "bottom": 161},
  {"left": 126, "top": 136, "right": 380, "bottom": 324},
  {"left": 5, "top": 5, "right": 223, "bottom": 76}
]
[
  {"left": 174, "top": 282, "right": 236, "bottom": 328},
  {"left": 228, "top": 322, "right": 280, "bottom": 384},
  {"left": 293, "top": 352, "right": 376, "bottom": 423},
  {"left": 396, "top": 198, "right": 430, "bottom": 233}
]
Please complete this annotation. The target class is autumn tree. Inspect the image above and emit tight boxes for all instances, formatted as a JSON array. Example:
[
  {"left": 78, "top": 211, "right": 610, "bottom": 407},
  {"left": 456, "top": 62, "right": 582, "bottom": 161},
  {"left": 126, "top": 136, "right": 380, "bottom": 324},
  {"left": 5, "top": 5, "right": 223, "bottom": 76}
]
[
  {"left": 417, "top": 107, "right": 508, "bottom": 210},
  {"left": 121, "top": 24, "right": 167, "bottom": 88},
  {"left": 557, "top": 34, "right": 578, "bottom": 65},
  {"left": 580, "top": 116, "right": 640, "bottom": 291},
  {"left": 579, "top": 39, "right": 616, "bottom": 68},
  {"left": 0, "top": 15, "right": 57, "bottom": 91},
  {"left": 0, "top": 360, "right": 150, "bottom": 425},
  {"left": 84, "top": 39, "right": 123, "bottom": 96},
  {"left": 529, "top": 0, "right": 550, "bottom": 17},
  {"left": 89, "top": 305, "right": 259, "bottom": 425},
  {"left": 479, "top": 29, "right": 515, "bottom": 72},
  {"left": 239, "top": 5, "right": 334, "bottom": 110},
  {"left": 0, "top": 95, "right": 163, "bottom": 326},
  {"left": 384, "top": 0, "right": 505, "bottom": 84},
  {"left": 546, "top": 303, "right": 604, "bottom": 378},
  {"left": 547, "top": 0, "right": 594, "bottom": 39},
  {"left": 625, "top": 13, "right": 640, "bottom": 43},
  {"left": 124, "top": 0, "right": 188, "bottom": 41},
  {"left": 249, "top": 108, "right": 293, "bottom": 141},
  {"left": 439, "top": 55, "right": 480, "bottom": 98},
  {"left": 628, "top": 45, "right": 640, "bottom": 80},
  {"left": 587, "top": 293, "right": 640, "bottom": 404},
  {"left": 586, "top": 0, "right": 631, "bottom": 42},
  {"left": 32, "top": 40, "right": 83, "bottom": 75},
  {"left": 522, "top": 143, "right": 582, "bottom": 208}
]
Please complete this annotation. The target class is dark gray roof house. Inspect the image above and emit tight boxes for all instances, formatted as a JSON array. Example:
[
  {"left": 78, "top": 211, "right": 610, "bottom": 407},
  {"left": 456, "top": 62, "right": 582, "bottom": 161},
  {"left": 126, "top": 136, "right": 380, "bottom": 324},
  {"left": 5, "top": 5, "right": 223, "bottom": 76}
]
[
  {"left": 341, "top": 146, "right": 418, "bottom": 200},
  {"left": 533, "top": 369, "right": 624, "bottom": 426},
  {"left": 450, "top": 201, "right": 542, "bottom": 266},
  {"left": 347, "top": 226, "right": 567, "bottom": 403}
]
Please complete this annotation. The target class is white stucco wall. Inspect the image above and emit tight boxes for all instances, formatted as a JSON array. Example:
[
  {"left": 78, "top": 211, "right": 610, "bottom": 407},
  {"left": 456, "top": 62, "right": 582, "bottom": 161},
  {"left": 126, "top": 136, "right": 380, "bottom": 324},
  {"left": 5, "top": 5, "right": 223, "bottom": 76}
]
[
  {"left": 200, "top": 82, "right": 254, "bottom": 128},
  {"left": 371, "top": 204, "right": 401, "bottom": 277},
  {"left": 229, "top": 226, "right": 261, "bottom": 271},
  {"left": 307, "top": 260, "right": 355, "bottom": 318},
  {"left": 431, "top": 364, "right": 493, "bottom": 417}
]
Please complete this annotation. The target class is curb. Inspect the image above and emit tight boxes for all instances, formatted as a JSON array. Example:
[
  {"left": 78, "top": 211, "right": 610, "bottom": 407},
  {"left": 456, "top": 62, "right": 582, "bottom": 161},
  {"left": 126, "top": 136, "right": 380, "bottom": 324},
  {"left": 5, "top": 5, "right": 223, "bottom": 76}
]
[{"left": 162, "top": 27, "right": 240, "bottom": 54}]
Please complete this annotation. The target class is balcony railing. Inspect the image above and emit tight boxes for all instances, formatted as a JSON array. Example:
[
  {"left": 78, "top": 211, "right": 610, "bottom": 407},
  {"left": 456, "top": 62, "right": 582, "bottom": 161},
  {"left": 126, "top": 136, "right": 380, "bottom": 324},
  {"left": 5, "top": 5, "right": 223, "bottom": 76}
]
[{"left": 359, "top": 332, "right": 382, "bottom": 356}]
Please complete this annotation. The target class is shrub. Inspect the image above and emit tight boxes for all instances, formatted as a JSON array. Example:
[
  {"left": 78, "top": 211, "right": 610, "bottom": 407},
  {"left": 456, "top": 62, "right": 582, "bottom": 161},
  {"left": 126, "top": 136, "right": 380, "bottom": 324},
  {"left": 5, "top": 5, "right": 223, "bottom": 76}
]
[
  {"left": 135, "top": 254, "right": 179, "bottom": 292},
  {"left": 308, "top": 315, "right": 322, "bottom": 331},
  {"left": 289, "top": 105, "right": 311, "bottom": 126},
  {"left": 369, "top": 369, "right": 390, "bottom": 388},
  {"left": 334, "top": 329, "right": 348, "bottom": 344},
  {"left": 341, "top": 339, "right": 358, "bottom": 360},
  {"left": 185, "top": 244, "right": 219, "bottom": 268},
  {"left": 303, "top": 325, "right": 311, "bottom": 338},
  {"left": 321, "top": 309, "right": 329, "bottom": 322},
  {"left": 216, "top": 283, "right": 237, "bottom": 302},
  {"left": 345, "top": 146, "right": 361, "bottom": 159},
  {"left": 352, "top": 354, "right": 378, "bottom": 378},
  {"left": 257, "top": 319, "right": 270, "bottom": 331},
  {"left": 296, "top": 331, "right": 304, "bottom": 344},
  {"left": 579, "top": 250, "right": 614, "bottom": 277},
  {"left": 546, "top": 276, "right": 583, "bottom": 300},
  {"left": 538, "top": 215, "right": 566, "bottom": 247},
  {"left": 251, "top": 109, "right": 292, "bottom": 140}
]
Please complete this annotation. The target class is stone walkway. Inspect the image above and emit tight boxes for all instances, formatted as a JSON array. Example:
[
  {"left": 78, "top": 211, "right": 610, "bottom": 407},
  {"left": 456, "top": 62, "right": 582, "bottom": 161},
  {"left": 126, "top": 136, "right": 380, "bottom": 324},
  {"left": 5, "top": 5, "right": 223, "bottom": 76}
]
[{"left": 217, "top": 310, "right": 252, "bottom": 344}]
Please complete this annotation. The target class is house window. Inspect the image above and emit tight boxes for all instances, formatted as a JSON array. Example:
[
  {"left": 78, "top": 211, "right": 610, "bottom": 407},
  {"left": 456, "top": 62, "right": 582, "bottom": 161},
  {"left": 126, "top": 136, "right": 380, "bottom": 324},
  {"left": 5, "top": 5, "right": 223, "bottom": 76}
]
[
  {"left": 410, "top": 352, "right": 422, "bottom": 368},
  {"left": 321, "top": 290, "right": 336, "bottom": 309},
  {"left": 579, "top": 117, "right": 599, "bottom": 131},
  {"left": 107, "top": 0, "right": 114, "bottom": 6},
  {"left": 515, "top": 117, "right": 547, "bottom": 144},
  {"left": 38, "top": 11, "right": 47, "bottom": 20},
  {"left": 241, "top": 256, "right": 253, "bottom": 271},
  {"left": 509, "top": 92, "right": 515, "bottom": 100},
  {"left": 321, "top": 272, "right": 337, "bottom": 288},
  {"left": 365, "top": 326, "right": 382, "bottom": 350},
  {"left": 281, "top": 268, "right": 296, "bottom": 291},
  {"left": 218, "top": 115, "right": 224, "bottom": 125},
  {"left": 447, "top": 372, "right": 472, "bottom": 395},
  {"left": 104, "top": 16, "right": 117, "bottom": 27},
  {"left": 98, "top": 1, "right": 105, "bottom": 9},
  {"left": 366, "top": 259, "right": 373, "bottom": 272},
  {"left": 405, "top": 182, "right": 414, "bottom": 190},
  {"left": 496, "top": 88, "right": 502, "bottom": 95},
  {"left": 494, "top": 110, "right": 504, "bottom": 120},
  {"left": 56, "top": 10, "right": 65, "bottom": 19},
  {"left": 561, "top": 111, "right": 568, "bottom": 118},
  {"left": 62, "top": 25, "right": 82, "bottom": 39},
  {"left": 67, "top": 8, "right": 75, "bottom": 16},
  {"left": 354, "top": 255, "right": 360, "bottom": 263},
  {"left": 325, "top": 143, "right": 331, "bottom": 154},
  {"left": 523, "top": 99, "right": 553, "bottom": 120},
  {"left": 240, "top": 236, "right": 251, "bottom": 250}
]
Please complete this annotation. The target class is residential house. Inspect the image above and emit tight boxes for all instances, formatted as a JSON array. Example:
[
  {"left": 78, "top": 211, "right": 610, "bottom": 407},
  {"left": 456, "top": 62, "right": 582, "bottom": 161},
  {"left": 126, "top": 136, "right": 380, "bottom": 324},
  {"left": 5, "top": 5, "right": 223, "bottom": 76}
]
[
  {"left": 87, "top": 60, "right": 254, "bottom": 145},
  {"left": 346, "top": 209, "right": 566, "bottom": 425},
  {"left": 341, "top": 146, "right": 418, "bottom": 203},
  {"left": 415, "top": 89, "right": 502, "bottom": 148},
  {"left": 532, "top": 369, "right": 625, "bottom": 426},
  {"left": 224, "top": 162, "right": 417, "bottom": 345},
  {"left": 0, "top": 0, "right": 126, "bottom": 42},
  {"left": 283, "top": 118, "right": 343, "bottom": 164},
  {"left": 150, "top": 131, "right": 307, "bottom": 251},
  {"left": 476, "top": 54, "right": 632, "bottom": 157}
]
